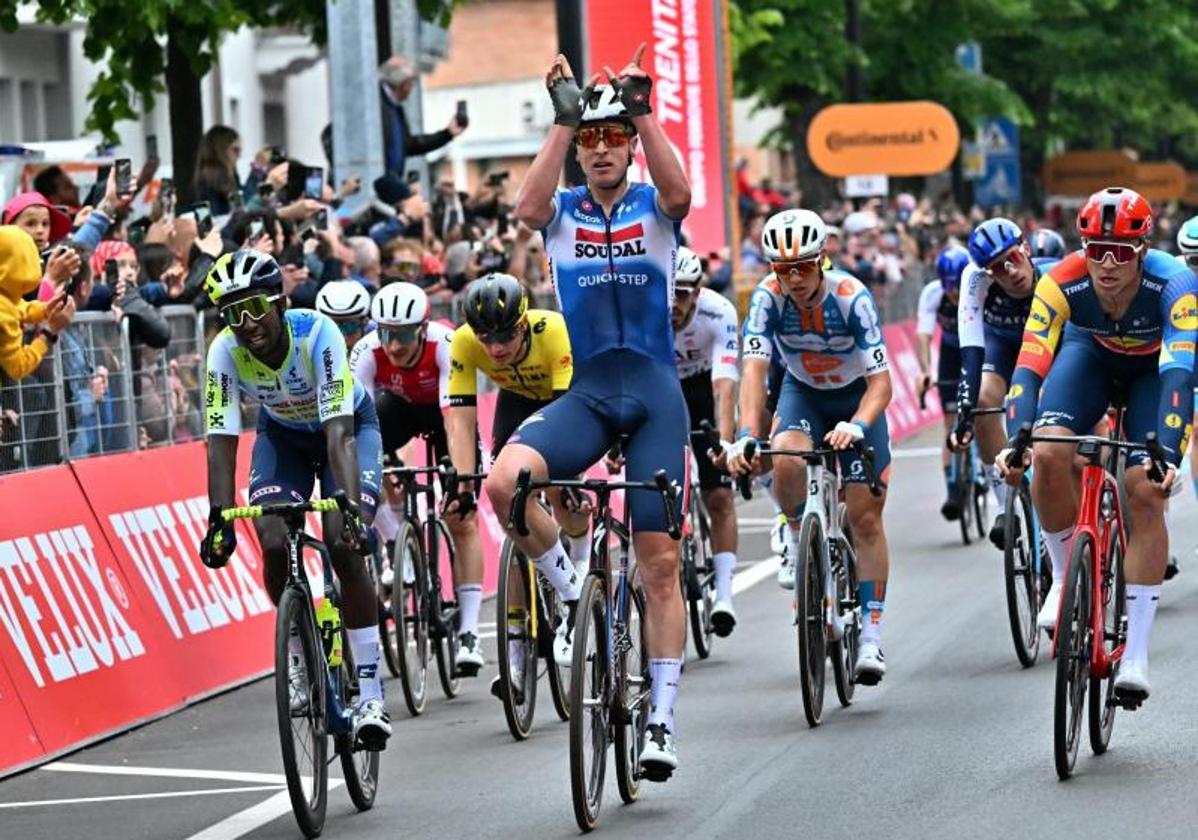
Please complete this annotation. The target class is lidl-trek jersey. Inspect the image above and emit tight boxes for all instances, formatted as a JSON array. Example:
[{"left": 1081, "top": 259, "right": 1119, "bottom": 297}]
[
  {"left": 205, "top": 308, "right": 364, "bottom": 434},
  {"left": 674, "top": 288, "right": 740, "bottom": 382},
  {"left": 543, "top": 182, "right": 680, "bottom": 368},
  {"left": 1008, "top": 249, "right": 1198, "bottom": 460},
  {"left": 742, "top": 270, "right": 889, "bottom": 389},
  {"left": 447, "top": 309, "right": 573, "bottom": 406}
]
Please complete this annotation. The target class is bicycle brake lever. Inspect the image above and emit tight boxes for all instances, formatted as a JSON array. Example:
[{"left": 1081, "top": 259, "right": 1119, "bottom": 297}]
[
  {"left": 653, "top": 470, "right": 681, "bottom": 541},
  {"left": 736, "top": 438, "right": 757, "bottom": 501},
  {"left": 509, "top": 468, "right": 532, "bottom": 537}
]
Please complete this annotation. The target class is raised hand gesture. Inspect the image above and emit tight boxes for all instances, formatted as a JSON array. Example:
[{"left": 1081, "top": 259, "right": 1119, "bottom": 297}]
[{"left": 603, "top": 42, "right": 652, "bottom": 117}]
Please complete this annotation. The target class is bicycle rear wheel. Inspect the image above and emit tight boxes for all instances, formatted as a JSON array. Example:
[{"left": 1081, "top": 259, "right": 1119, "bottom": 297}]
[
  {"left": 569, "top": 573, "right": 610, "bottom": 832},
  {"left": 830, "top": 503, "right": 859, "bottom": 708},
  {"left": 394, "top": 522, "right": 429, "bottom": 717},
  {"left": 275, "top": 587, "right": 328, "bottom": 838},
  {"left": 972, "top": 454, "right": 989, "bottom": 540},
  {"left": 497, "top": 539, "right": 538, "bottom": 741},
  {"left": 796, "top": 513, "right": 827, "bottom": 727},
  {"left": 378, "top": 540, "right": 402, "bottom": 679},
  {"left": 1003, "top": 481, "right": 1041, "bottom": 667},
  {"left": 431, "top": 519, "right": 462, "bottom": 698},
  {"left": 957, "top": 449, "right": 974, "bottom": 546},
  {"left": 1089, "top": 525, "right": 1124, "bottom": 755},
  {"left": 615, "top": 584, "right": 649, "bottom": 802},
  {"left": 683, "top": 532, "right": 713, "bottom": 660},
  {"left": 1054, "top": 534, "right": 1093, "bottom": 780},
  {"left": 335, "top": 631, "right": 380, "bottom": 812},
  {"left": 543, "top": 576, "right": 571, "bottom": 722}
]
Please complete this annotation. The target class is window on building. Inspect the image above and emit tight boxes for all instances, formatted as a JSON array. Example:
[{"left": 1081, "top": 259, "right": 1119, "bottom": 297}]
[
  {"left": 43, "top": 82, "right": 72, "bottom": 140},
  {"left": 263, "top": 102, "right": 287, "bottom": 149}
]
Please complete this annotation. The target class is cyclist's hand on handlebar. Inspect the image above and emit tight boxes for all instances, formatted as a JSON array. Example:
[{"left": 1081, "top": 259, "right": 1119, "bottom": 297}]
[
  {"left": 1149, "top": 463, "right": 1177, "bottom": 493},
  {"left": 726, "top": 436, "right": 758, "bottom": 477},
  {"left": 340, "top": 501, "right": 371, "bottom": 554},
  {"left": 914, "top": 373, "right": 931, "bottom": 396},
  {"left": 442, "top": 490, "right": 478, "bottom": 521},
  {"left": 948, "top": 424, "right": 973, "bottom": 451},
  {"left": 826, "top": 421, "right": 865, "bottom": 451},
  {"left": 200, "top": 507, "right": 236, "bottom": 569},
  {"left": 995, "top": 445, "right": 1029, "bottom": 486}
]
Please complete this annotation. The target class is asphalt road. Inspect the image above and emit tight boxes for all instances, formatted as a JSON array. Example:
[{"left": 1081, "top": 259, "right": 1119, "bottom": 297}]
[{"left": 4, "top": 429, "right": 1198, "bottom": 840}]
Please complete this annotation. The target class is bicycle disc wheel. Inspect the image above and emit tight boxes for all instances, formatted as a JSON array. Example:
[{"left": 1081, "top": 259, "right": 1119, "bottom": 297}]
[
  {"left": 497, "top": 539, "right": 538, "bottom": 741},
  {"left": 569, "top": 573, "right": 610, "bottom": 832},
  {"left": 796, "top": 513, "right": 827, "bottom": 727},
  {"left": 431, "top": 519, "right": 462, "bottom": 699},
  {"left": 615, "top": 584, "right": 648, "bottom": 803},
  {"left": 1004, "top": 482, "right": 1041, "bottom": 667},
  {"left": 336, "top": 631, "right": 380, "bottom": 812},
  {"left": 275, "top": 587, "right": 328, "bottom": 838},
  {"left": 394, "top": 522, "right": 429, "bottom": 717},
  {"left": 1089, "top": 526, "right": 1124, "bottom": 755},
  {"left": 957, "top": 450, "right": 974, "bottom": 546},
  {"left": 830, "top": 503, "right": 859, "bottom": 708},
  {"left": 543, "top": 575, "right": 571, "bottom": 722},
  {"left": 1054, "top": 534, "right": 1092, "bottom": 780}
]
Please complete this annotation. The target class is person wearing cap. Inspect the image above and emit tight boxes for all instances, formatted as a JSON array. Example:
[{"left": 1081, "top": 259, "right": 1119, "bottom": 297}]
[
  {"left": 0, "top": 226, "right": 75, "bottom": 381},
  {"left": 379, "top": 55, "right": 466, "bottom": 180}
]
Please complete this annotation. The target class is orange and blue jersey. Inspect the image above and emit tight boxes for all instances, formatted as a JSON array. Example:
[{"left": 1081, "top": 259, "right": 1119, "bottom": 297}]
[{"left": 1007, "top": 249, "right": 1198, "bottom": 462}]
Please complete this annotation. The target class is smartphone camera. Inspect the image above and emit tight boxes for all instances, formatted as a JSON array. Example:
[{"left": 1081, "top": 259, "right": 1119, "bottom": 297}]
[
  {"left": 114, "top": 158, "right": 133, "bottom": 196},
  {"left": 304, "top": 168, "right": 324, "bottom": 200}
]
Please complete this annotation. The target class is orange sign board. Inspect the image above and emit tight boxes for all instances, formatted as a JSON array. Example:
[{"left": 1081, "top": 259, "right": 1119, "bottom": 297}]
[
  {"left": 1186, "top": 173, "right": 1198, "bottom": 206},
  {"left": 1042, "top": 150, "right": 1136, "bottom": 196},
  {"left": 806, "top": 101, "right": 960, "bottom": 177},
  {"left": 1133, "top": 161, "right": 1187, "bottom": 201}
]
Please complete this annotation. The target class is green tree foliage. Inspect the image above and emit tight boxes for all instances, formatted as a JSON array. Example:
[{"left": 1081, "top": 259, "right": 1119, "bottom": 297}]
[{"left": 732, "top": 0, "right": 1198, "bottom": 201}]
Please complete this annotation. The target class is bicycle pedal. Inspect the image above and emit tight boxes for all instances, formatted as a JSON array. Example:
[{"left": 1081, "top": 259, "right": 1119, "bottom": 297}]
[
  {"left": 853, "top": 672, "right": 883, "bottom": 687},
  {"left": 1112, "top": 688, "right": 1147, "bottom": 711},
  {"left": 639, "top": 763, "right": 674, "bottom": 783},
  {"left": 455, "top": 663, "right": 481, "bottom": 678}
]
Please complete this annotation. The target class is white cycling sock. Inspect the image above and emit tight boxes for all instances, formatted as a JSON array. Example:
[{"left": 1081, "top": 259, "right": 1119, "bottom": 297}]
[
  {"left": 712, "top": 552, "right": 736, "bottom": 602},
  {"left": 647, "top": 658, "right": 683, "bottom": 730},
  {"left": 1123, "top": 584, "right": 1161, "bottom": 664},
  {"left": 759, "top": 472, "right": 783, "bottom": 515},
  {"left": 347, "top": 626, "right": 382, "bottom": 702},
  {"left": 567, "top": 530, "right": 591, "bottom": 578},
  {"left": 535, "top": 542, "right": 582, "bottom": 601},
  {"left": 984, "top": 462, "right": 1008, "bottom": 510},
  {"left": 457, "top": 583, "right": 483, "bottom": 637},
  {"left": 1043, "top": 526, "right": 1073, "bottom": 583}
]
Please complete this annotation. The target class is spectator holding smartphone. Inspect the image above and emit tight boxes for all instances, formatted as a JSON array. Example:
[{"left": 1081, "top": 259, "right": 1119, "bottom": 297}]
[
  {"left": 0, "top": 226, "right": 75, "bottom": 381},
  {"left": 193, "top": 125, "right": 285, "bottom": 215},
  {"left": 378, "top": 56, "right": 466, "bottom": 179}
]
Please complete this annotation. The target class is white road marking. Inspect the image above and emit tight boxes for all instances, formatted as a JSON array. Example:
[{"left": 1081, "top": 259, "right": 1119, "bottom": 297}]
[
  {"left": 183, "top": 784, "right": 340, "bottom": 840},
  {"left": 892, "top": 446, "right": 941, "bottom": 459},
  {"left": 44, "top": 762, "right": 289, "bottom": 785},
  {"left": 0, "top": 785, "right": 285, "bottom": 809},
  {"left": 733, "top": 556, "right": 782, "bottom": 593}
]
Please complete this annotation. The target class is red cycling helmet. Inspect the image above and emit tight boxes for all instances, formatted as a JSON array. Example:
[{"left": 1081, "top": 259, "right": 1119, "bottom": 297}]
[{"left": 1076, "top": 187, "right": 1153, "bottom": 240}]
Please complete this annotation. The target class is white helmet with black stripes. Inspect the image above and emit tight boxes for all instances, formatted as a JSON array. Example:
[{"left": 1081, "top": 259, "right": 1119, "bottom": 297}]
[
  {"left": 371, "top": 281, "right": 429, "bottom": 326},
  {"left": 761, "top": 209, "right": 827, "bottom": 262},
  {"left": 315, "top": 280, "right": 371, "bottom": 320},
  {"left": 674, "top": 246, "right": 703, "bottom": 286}
]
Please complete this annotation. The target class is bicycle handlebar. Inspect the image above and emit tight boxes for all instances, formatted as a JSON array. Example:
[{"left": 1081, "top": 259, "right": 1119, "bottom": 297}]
[
  {"left": 755, "top": 441, "right": 882, "bottom": 497},
  {"left": 219, "top": 493, "right": 347, "bottom": 523},
  {"left": 696, "top": 420, "right": 754, "bottom": 500},
  {"left": 1005, "top": 422, "right": 1170, "bottom": 483},
  {"left": 508, "top": 467, "right": 681, "bottom": 540}
]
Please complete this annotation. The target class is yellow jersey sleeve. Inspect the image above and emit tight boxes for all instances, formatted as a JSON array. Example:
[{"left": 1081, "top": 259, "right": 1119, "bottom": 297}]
[
  {"left": 447, "top": 325, "right": 480, "bottom": 406},
  {"left": 542, "top": 311, "right": 573, "bottom": 393}
]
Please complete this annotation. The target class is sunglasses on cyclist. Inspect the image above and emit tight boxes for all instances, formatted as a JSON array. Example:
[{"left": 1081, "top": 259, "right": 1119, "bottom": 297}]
[
  {"left": 985, "top": 248, "right": 1024, "bottom": 279},
  {"left": 674, "top": 284, "right": 699, "bottom": 299},
  {"left": 1084, "top": 239, "right": 1144, "bottom": 266},
  {"left": 1185, "top": 254, "right": 1198, "bottom": 270},
  {"left": 380, "top": 324, "right": 423, "bottom": 345},
  {"left": 335, "top": 318, "right": 365, "bottom": 337},
  {"left": 770, "top": 258, "right": 821, "bottom": 277},
  {"left": 477, "top": 324, "right": 522, "bottom": 345},
  {"left": 575, "top": 125, "right": 632, "bottom": 149},
  {"left": 220, "top": 294, "right": 280, "bottom": 328}
]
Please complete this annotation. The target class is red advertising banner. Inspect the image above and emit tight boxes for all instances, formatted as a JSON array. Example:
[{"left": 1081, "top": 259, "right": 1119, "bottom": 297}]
[
  {"left": 586, "top": 0, "right": 730, "bottom": 253},
  {"left": 0, "top": 655, "right": 44, "bottom": 771},
  {"left": 883, "top": 320, "right": 945, "bottom": 442}
]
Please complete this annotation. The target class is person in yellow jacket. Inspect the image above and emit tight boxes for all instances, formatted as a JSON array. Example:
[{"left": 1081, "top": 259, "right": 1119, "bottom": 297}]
[{"left": 0, "top": 225, "right": 74, "bottom": 380}]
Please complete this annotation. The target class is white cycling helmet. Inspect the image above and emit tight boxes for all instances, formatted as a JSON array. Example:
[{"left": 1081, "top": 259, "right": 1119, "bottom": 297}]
[
  {"left": 581, "top": 85, "right": 634, "bottom": 130},
  {"left": 371, "top": 281, "right": 429, "bottom": 327},
  {"left": 1178, "top": 215, "right": 1198, "bottom": 256},
  {"left": 761, "top": 209, "right": 827, "bottom": 262},
  {"left": 315, "top": 280, "right": 371, "bottom": 320},
  {"left": 674, "top": 246, "right": 703, "bottom": 286}
]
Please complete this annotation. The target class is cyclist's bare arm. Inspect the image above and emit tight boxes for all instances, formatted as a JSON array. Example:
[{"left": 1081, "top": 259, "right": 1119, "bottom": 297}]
[
  {"left": 853, "top": 369, "right": 893, "bottom": 429},
  {"left": 713, "top": 376, "right": 736, "bottom": 444},
  {"left": 446, "top": 405, "right": 479, "bottom": 476},
  {"left": 206, "top": 434, "right": 238, "bottom": 508},
  {"left": 738, "top": 357, "right": 771, "bottom": 440},
  {"left": 514, "top": 128, "right": 574, "bottom": 230},
  {"left": 323, "top": 415, "right": 361, "bottom": 507}
]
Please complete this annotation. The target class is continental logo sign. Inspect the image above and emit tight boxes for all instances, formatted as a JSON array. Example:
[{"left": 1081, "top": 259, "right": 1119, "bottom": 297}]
[
  {"left": 806, "top": 101, "right": 960, "bottom": 177},
  {"left": 1134, "top": 161, "right": 1187, "bottom": 201},
  {"left": 1043, "top": 150, "right": 1136, "bottom": 196}
]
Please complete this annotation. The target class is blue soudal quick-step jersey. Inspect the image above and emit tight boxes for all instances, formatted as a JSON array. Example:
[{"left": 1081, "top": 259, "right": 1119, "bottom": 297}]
[
  {"left": 543, "top": 182, "right": 680, "bottom": 368},
  {"left": 743, "top": 270, "right": 889, "bottom": 390}
]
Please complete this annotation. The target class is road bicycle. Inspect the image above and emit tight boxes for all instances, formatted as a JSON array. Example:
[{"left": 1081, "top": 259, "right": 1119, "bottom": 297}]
[
  {"left": 745, "top": 439, "right": 879, "bottom": 727},
  {"left": 1006, "top": 421, "right": 1168, "bottom": 779},
  {"left": 924, "top": 380, "right": 989, "bottom": 544},
  {"left": 218, "top": 494, "right": 378, "bottom": 838},
  {"left": 510, "top": 466, "right": 679, "bottom": 832}
]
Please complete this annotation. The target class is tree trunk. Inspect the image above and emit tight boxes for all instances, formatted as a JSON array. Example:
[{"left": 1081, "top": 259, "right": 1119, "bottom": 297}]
[
  {"left": 789, "top": 94, "right": 838, "bottom": 209},
  {"left": 166, "top": 22, "right": 205, "bottom": 207}
]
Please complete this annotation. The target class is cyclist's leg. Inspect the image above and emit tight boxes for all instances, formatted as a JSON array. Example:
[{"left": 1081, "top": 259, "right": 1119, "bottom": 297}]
[
  {"left": 1029, "top": 334, "right": 1110, "bottom": 591},
  {"left": 682, "top": 371, "right": 738, "bottom": 606},
  {"left": 761, "top": 359, "right": 788, "bottom": 554},
  {"left": 771, "top": 373, "right": 819, "bottom": 524},
  {"left": 247, "top": 415, "right": 318, "bottom": 604},
  {"left": 937, "top": 339, "right": 961, "bottom": 517},
  {"left": 979, "top": 331, "right": 1020, "bottom": 510}
]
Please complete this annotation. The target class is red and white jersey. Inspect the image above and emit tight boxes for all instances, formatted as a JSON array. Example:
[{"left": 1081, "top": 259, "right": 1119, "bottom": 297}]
[
  {"left": 349, "top": 320, "right": 453, "bottom": 408},
  {"left": 673, "top": 288, "right": 740, "bottom": 381}
]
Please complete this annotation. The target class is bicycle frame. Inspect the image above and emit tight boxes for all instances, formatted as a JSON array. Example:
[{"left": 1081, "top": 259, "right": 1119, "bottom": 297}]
[{"left": 798, "top": 453, "right": 855, "bottom": 643}]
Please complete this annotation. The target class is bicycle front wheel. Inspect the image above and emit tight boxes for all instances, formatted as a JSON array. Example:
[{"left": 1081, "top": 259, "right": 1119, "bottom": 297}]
[
  {"left": 683, "top": 532, "right": 713, "bottom": 660},
  {"left": 796, "top": 513, "right": 827, "bottom": 727},
  {"left": 431, "top": 519, "right": 462, "bottom": 699},
  {"left": 1003, "top": 481, "right": 1041, "bottom": 667},
  {"left": 394, "top": 521, "right": 430, "bottom": 717},
  {"left": 275, "top": 586, "right": 328, "bottom": 838},
  {"left": 1089, "top": 525, "right": 1124, "bottom": 755},
  {"left": 830, "top": 503, "right": 859, "bottom": 708},
  {"left": 544, "top": 575, "right": 571, "bottom": 722},
  {"left": 1054, "top": 533, "right": 1093, "bottom": 780},
  {"left": 496, "top": 539, "right": 538, "bottom": 741},
  {"left": 569, "top": 573, "right": 610, "bottom": 832},
  {"left": 614, "top": 584, "right": 648, "bottom": 803},
  {"left": 335, "top": 630, "right": 379, "bottom": 812},
  {"left": 957, "top": 449, "right": 974, "bottom": 546}
]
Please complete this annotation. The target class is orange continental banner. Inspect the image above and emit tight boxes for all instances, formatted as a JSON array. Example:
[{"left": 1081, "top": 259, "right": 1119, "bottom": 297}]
[
  {"left": 1043, "top": 150, "right": 1136, "bottom": 196},
  {"left": 1187, "top": 173, "right": 1198, "bottom": 206},
  {"left": 1133, "top": 161, "right": 1187, "bottom": 201},
  {"left": 806, "top": 101, "right": 959, "bottom": 177}
]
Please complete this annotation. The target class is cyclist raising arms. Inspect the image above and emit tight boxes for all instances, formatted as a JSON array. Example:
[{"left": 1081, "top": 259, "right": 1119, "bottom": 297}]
[
  {"left": 915, "top": 245, "right": 970, "bottom": 520},
  {"left": 999, "top": 188, "right": 1197, "bottom": 702},
  {"left": 953, "top": 219, "right": 1057, "bottom": 547},
  {"left": 669, "top": 246, "right": 741, "bottom": 632},
  {"left": 349, "top": 283, "right": 488, "bottom": 675},
  {"left": 198, "top": 249, "right": 390, "bottom": 748},
  {"left": 489, "top": 44, "right": 692, "bottom": 776},
  {"left": 728, "top": 209, "right": 894, "bottom": 685}
]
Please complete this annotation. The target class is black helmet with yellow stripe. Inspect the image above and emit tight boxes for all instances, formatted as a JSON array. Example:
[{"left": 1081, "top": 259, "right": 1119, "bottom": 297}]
[{"left": 463, "top": 272, "right": 528, "bottom": 336}]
